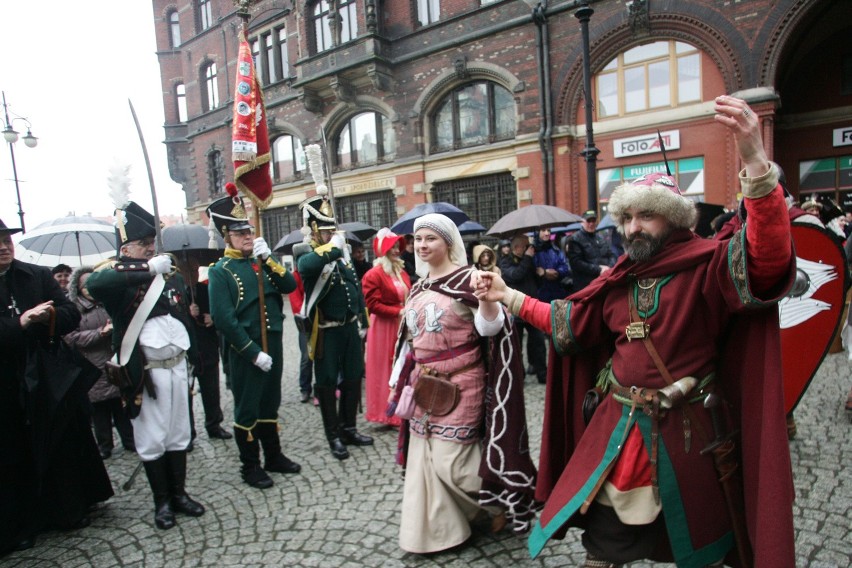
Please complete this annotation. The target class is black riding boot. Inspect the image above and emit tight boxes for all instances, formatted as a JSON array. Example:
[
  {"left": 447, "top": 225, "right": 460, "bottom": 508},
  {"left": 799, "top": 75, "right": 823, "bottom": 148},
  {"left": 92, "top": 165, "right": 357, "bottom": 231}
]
[
  {"left": 142, "top": 457, "right": 175, "bottom": 530},
  {"left": 315, "top": 386, "right": 349, "bottom": 460},
  {"left": 255, "top": 422, "right": 301, "bottom": 474},
  {"left": 165, "top": 451, "right": 205, "bottom": 517},
  {"left": 234, "top": 428, "right": 273, "bottom": 488},
  {"left": 338, "top": 379, "right": 373, "bottom": 446}
]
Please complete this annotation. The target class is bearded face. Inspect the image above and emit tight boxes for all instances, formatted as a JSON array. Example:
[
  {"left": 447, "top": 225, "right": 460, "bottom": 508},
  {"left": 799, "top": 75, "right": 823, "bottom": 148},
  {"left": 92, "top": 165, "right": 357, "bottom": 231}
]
[
  {"left": 624, "top": 229, "right": 670, "bottom": 262},
  {"left": 621, "top": 209, "right": 672, "bottom": 262}
]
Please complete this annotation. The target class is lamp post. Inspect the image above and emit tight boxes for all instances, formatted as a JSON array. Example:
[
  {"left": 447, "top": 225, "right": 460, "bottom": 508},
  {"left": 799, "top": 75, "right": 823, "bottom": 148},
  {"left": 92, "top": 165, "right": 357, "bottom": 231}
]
[
  {"left": 2, "top": 91, "right": 38, "bottom": 233},
  {"left": 575, "top": 0, "right": 599, "bottom": 212}
]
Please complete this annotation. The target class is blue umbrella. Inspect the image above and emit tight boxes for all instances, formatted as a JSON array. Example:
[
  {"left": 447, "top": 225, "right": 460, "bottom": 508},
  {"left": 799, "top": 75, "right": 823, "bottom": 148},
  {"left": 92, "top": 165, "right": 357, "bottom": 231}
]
[
  {"left": 390, "top": 202, "right": 470, "bottom": 235},
  {"left": 457, "top": 220, "right": 485, "bottom": 235}
]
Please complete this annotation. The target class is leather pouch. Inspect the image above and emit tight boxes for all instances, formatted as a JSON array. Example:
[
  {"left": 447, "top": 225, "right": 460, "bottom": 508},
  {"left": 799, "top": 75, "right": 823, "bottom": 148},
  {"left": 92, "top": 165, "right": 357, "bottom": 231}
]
[
  {"left": 414, "top": 372, "right": 460, "bottom": 417},
  {"left": 582, "top": 386, "right": 604, "bottom": 425},
  {"left": 104, "top": 360, "right": 133, "bottom": 390}
]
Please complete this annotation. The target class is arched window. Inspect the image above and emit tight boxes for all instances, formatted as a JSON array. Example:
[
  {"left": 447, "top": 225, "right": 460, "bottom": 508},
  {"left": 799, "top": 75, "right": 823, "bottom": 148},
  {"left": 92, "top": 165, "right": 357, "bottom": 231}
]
[
  {"left": 201, "top": 62, "right": 219, "bottom": 112},
  {"left": 272, "top": 135, "right": 306, "bottom": 181},
  {"left": 208, "top": 150, "right": 224, "bottom": 196},
  {"left": 336, "top": 112, "right": 395, "bottom": 169},
  {"left": 431, "top": 81, "right": 515, "bottom": 153},
  {"left": 596, "top": 40, "right": 701, "bottom": 118},
  {"left": 175, "top": 83, "right": 187, "bottom": 122},
  {"left": 169, "top": 11, "right": 181, "bottom": 47},
  {"left": 198, "top": 0, "right": 212, "bottom": 32}
]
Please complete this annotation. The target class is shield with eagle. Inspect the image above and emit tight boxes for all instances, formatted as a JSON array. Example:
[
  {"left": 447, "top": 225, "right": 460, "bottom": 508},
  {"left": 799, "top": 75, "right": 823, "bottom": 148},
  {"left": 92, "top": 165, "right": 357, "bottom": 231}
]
[{"left": 779, "top": 223, "right": 849, "bottom": 413}]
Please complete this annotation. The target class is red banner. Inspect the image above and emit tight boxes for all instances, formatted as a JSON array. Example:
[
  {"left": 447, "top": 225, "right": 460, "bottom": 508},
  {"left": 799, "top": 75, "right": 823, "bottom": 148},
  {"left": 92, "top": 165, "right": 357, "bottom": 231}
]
[{"left": 232, "top": 33, "right": 272, "bottom": 209}]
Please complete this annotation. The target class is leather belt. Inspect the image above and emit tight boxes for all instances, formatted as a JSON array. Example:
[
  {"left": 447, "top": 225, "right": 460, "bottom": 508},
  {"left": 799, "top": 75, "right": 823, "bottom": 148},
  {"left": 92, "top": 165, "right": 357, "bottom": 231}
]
[{"left": 144, "top": 350, "right": 186, "bottom": 370}]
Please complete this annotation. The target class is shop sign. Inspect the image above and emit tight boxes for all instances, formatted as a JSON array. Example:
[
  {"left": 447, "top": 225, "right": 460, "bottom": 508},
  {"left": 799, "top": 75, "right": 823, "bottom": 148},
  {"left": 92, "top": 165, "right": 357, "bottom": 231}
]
[
  {"left": 833, "top": 126, "right": 852, "bottom": 147},
  {"left": 614, "top": 130, "right": 680, "bottom": 158}
]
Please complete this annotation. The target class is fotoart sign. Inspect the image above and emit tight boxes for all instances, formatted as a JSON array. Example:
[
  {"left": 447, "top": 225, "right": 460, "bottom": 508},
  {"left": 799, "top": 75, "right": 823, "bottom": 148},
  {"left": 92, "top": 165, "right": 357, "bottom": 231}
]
[{"left": 614, "top": 130, "right": 680, "bottom": 158}]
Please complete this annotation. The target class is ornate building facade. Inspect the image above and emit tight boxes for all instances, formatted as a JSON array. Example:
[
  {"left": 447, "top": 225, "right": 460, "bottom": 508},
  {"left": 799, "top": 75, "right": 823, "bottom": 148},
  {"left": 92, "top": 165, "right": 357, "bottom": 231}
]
[{"left": 151, "top": 0, "right": 852, "bottom": 247}]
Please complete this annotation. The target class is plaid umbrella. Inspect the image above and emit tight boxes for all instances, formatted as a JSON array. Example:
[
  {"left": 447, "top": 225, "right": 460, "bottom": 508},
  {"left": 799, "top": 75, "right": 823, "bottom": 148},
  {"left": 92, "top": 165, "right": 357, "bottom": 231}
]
[{"left": 14, "top": 215, "right": 117, "bottom": 268}]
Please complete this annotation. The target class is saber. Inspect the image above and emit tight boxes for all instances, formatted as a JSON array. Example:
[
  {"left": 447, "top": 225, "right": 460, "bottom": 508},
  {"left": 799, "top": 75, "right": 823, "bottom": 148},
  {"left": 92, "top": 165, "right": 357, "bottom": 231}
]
[
  {"left": 128, "top": 99, "right": 164, "bottom": 253},
  {"left": 123, "top": 461, "right": 144, "bottom": 491}
]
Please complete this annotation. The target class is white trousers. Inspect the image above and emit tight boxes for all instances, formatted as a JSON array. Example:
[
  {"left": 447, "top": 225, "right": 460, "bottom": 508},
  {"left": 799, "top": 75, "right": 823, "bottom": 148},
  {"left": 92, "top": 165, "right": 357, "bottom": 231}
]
[{"left": 133, "top": 342, "right": 191, "bottom": 462}]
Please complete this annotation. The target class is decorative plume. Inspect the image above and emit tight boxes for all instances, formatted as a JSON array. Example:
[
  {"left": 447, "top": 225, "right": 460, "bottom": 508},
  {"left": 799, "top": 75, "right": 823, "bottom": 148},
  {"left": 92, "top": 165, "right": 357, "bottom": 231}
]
[
  {"left": 107, "top": 160, "right": 132, "bottom": 210},
  {"left": 304, "top": 144, "right": 328, "bottom": 196},
  {"left": 225, "top": 182, "right": 238, "bottom": 198}
]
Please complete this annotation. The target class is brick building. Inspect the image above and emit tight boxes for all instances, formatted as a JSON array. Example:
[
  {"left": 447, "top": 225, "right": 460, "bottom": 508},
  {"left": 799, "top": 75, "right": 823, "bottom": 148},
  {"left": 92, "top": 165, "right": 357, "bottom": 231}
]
[{"left": 151, "top": 0, "right": 852, "bottom": 248}]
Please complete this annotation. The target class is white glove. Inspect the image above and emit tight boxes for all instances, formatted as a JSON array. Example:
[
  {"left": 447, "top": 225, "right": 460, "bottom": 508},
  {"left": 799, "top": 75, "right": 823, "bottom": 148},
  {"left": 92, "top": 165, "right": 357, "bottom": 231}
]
[
  {"left": 148, "top": 255, "right": 173, "bottom": 274},
  {"left": 358, "top": 326, "right": 367, "bottom": 340},
  {"left": 330, "top": 233, "right": 346, "bottom": 250},
  {"left": 252, "top": 237, "right": 271, "bottom": 261},
  {"left": 254, "top": 351, "right": 273, "bottom": 372}
]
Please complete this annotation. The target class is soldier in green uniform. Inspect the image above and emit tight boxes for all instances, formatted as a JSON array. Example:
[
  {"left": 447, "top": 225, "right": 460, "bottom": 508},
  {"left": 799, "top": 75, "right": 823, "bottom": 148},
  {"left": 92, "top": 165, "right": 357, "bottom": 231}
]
[
  {"left": 206, "top": 189, "right": 300, "bottom": 489},
  {"left": 297, "top": 195, "right": 372, "bottom": 460},
  {"left": 86, "top": 201, "right": 205, "bottom": 530}
]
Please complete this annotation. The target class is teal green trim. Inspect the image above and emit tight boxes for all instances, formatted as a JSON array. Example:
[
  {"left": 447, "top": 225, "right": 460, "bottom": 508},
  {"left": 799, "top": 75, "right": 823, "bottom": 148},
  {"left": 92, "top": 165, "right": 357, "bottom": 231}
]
[
  {"left": 634, "top": 274, "right": 675, "bottom": 318},
  {"left": 529, "top": 406, "right": 636, "bottom": 558},
  {"left": 552, "top": 300, "right": 579, "bottom": 356},
  {"left": 635, "top": 415, "right": 734, "bottom": 567}
]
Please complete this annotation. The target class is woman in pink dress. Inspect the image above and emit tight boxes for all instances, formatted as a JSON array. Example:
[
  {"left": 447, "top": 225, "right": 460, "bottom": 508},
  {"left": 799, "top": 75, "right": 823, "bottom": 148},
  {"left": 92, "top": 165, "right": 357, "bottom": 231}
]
[
  {"left": 389, "top": 214, "right": 537, "bottom": 554},
  {"left": 362, "top": 228, "right": 411, "bottom": 426}
]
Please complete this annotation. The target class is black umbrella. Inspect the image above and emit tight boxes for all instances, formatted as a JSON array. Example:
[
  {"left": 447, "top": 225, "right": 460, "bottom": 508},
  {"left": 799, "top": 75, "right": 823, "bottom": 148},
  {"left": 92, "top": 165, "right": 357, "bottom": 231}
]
[
  {"left": 338, "top": 221, "right": 377, "bottom": 241},
  {"left": 486, "top": 205, "right": 582, "bottom": 237},
  {"left": 274, "top": 228, "right": 363, "bottom": 255},
  {"left": 162, "top": 224, "right": 225, "bottom": 266}
]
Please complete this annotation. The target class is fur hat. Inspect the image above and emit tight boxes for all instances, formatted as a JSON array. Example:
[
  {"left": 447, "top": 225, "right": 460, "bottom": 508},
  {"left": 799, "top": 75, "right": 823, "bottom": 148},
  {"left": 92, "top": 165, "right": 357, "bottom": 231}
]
[
  {"left": 68, "top": 266, "right": 94, "bottom": 304},
  {"left": 608, "top": 172, "right": 697, "bottom": 232},
  {"left": 373, "top": 227, "right": 404, "bottom": 257}
]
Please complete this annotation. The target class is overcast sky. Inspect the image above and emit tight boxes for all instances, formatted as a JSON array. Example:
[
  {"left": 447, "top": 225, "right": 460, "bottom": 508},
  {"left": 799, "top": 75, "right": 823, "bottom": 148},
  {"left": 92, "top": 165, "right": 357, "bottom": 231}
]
[{"left": 0, "top": 1, "right": 187, "bottom": 231}]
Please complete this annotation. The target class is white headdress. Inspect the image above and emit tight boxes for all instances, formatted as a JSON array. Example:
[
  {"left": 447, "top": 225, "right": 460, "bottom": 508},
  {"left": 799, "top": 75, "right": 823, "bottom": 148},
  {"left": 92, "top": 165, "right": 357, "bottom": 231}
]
[{"left": 413, "top": 213, "right": 467, "bottom": 278}]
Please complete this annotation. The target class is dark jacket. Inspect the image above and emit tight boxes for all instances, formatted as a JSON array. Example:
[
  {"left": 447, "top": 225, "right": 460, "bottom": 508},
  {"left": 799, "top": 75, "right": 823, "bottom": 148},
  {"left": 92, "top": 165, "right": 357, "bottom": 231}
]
[
  {"left": 498, "top": 252, "right": 538, "bottom": 297},
  {"left": 567, "top": 229, "right": 617, "bottom": 291}
]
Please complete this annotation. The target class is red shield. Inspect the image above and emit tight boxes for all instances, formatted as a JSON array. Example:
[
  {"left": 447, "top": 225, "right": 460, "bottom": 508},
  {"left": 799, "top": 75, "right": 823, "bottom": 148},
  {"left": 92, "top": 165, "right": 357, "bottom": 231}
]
[{"left": 780, "top": 224, "right": 849, "bottom": 413}]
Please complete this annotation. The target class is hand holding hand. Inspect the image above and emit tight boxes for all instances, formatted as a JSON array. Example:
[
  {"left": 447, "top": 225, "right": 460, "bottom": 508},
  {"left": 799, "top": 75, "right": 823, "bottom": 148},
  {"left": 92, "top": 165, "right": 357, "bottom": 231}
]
[
  {"left": 148, "top": 255, "right": 173, "bottom": 274},
  {"left": 253, "top": 237, "right": 272, "bottom": 261},
  {"left": 471, "top": 270, "right": 507, "bottom": 303},
  {"left": 254, "top": 351, "right": 273, "bottom": 372}
]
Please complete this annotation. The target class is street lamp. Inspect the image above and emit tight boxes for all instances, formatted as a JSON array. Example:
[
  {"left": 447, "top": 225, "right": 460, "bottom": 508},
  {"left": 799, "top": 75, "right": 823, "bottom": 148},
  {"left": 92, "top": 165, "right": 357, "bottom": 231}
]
[{"left": 2, "top": 90, "right": 37, "bottom": 233}]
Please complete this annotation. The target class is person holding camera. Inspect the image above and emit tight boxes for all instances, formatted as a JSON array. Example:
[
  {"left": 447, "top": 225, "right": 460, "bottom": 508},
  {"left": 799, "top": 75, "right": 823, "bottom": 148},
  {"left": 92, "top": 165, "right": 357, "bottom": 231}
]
[
  {"left": 207, "top": 188, "right": 300, "bottom": 490},
  {"left": 86, "top": 202, "right": 204, "bottom": 531}
]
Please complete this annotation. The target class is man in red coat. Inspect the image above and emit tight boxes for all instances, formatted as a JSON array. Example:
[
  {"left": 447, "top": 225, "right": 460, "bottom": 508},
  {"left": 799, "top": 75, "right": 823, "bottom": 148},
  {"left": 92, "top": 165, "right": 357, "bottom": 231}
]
[{"left": 473, "top": 95, "right": 795, "bottom": 567}]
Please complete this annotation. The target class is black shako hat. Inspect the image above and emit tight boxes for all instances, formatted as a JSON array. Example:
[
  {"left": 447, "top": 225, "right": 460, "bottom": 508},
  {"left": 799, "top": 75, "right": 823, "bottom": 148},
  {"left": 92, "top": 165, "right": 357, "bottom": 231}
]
[
  {"left": 115, "top": 201, "right": 156, "bottom": 247},
  {"left": 0, "top": 217, "right": 23, "bottom": 235},
  {"left": 206, "top": 182, "right": 253, "bottom": 238}
]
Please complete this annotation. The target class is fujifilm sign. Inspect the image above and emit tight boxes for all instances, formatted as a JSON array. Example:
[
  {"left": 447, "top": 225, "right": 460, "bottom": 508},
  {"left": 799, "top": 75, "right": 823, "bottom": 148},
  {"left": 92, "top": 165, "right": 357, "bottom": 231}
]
[{"left": 614, "top": 130, "right": 681, "bottom": 158}]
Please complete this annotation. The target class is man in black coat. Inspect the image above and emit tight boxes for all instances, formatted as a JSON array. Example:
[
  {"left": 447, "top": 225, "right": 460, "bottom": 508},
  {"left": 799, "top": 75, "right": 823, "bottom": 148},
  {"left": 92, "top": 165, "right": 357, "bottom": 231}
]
[
  {"left": 0, "top": 218, "right": 112, "bottom": 556},
  {"left": 497, "top": 234, "right": 547, "bottom": 383},
  {"left": 567, "top": 210, "right": 616, "bottom": 292}
]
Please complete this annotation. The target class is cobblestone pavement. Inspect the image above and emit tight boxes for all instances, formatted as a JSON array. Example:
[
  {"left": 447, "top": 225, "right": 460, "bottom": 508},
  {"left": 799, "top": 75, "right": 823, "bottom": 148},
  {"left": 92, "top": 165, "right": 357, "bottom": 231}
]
[{"left": 3, "top": 304, "right": 850, "bottom": 567}]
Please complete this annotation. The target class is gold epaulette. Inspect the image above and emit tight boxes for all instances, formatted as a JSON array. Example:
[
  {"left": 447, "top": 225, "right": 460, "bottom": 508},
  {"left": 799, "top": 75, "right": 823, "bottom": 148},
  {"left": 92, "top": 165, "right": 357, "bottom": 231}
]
[{"left": 94, "top": 259, "right": 118, "bottom": 272}]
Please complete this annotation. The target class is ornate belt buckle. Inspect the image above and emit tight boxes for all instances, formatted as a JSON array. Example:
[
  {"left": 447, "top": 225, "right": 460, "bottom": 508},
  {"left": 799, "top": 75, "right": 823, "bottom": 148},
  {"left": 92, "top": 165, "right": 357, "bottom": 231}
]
[{"left": 625, "top": 322, "right": 650, "bottom": 341}]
